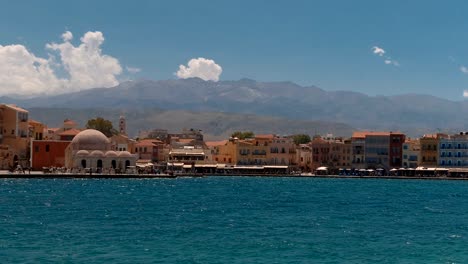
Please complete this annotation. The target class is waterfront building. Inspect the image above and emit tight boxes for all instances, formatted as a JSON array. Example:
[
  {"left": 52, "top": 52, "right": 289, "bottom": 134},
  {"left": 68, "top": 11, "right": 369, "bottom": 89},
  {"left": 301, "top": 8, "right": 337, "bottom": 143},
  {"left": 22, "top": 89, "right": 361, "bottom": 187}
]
[
  {"left": 0, "top": 104, "right": 30, "bottom": 169},
  {"left": 110, "top": 133, "right": 135, "bottom": 152},
  {"left": 352, "top": 131, "right": 405, "bottom": 170},
  {"left": 420, "top": 133, "right": 447, "bottom": 167},
  {"left": 205, "top": 140, "right": 229, "bottom": 163},
  {"left": 438, "top": 133, "right": 468, "bottom": 167},
  {"left": 351, "top": 133, "right": 366, "bottom": 169},
  {"left": 45, "top": 119, "right": 79, "bottom": 140},
  {"left": 29, "top": 120, "right": 45, "bottom": 140},
  {"left": 402, "top": 139, "right": 420, "bottom": 168},
  {"left": 296, "top": 144, "right": 312, "bottom": 172},
  {"left": 168, "top": 146, "right": 209, "bottom": 164},
  {"left": 340, "top": 139, "right": 352, "bottom": 168},
  {"left": 269, "top": 135, "right": 296, "bottom": 165},
  {"left": 31, "top": 140, "right": 71, "bottom": 170},
  {"left": 133, "top": 139, "right": 167, "bottom": 163},
  {"left": 310, "top": 136, "right": 330, "bottom": 171},
  {"left": 65, "top": 129, "right": 137, "bottom": 172}
]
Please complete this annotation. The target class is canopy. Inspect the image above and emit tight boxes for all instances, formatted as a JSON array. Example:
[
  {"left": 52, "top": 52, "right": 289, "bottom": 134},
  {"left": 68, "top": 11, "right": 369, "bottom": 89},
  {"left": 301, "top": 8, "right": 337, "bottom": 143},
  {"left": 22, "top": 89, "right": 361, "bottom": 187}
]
[{"left": 316, "top": 166, "right": 328, "bottom": 171}]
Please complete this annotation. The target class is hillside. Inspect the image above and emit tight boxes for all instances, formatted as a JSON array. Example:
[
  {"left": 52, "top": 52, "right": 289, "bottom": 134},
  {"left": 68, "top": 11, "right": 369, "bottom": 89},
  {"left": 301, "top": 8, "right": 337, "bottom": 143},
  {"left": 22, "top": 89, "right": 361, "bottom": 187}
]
[{"left": 2, "top": 78, "right": 466, "bottom": 137}]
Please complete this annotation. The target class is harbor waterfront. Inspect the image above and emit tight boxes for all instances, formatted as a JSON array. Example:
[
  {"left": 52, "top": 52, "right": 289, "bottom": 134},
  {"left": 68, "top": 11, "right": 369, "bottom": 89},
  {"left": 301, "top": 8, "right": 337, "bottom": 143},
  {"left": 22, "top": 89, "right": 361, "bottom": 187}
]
[{"left": 2, "top": 176, "right": 468, "bottom": 263}]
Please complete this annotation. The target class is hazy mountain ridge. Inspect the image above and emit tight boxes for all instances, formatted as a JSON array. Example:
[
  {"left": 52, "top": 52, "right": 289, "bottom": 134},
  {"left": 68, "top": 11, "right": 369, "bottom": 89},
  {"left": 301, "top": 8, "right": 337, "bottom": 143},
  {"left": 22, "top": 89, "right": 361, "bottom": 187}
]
[
  {"left": 2, "top": 78, "right": 467, "bottom": 137},
  {"left": 27, "top": 107, "right": 355, "bottom": 140}
]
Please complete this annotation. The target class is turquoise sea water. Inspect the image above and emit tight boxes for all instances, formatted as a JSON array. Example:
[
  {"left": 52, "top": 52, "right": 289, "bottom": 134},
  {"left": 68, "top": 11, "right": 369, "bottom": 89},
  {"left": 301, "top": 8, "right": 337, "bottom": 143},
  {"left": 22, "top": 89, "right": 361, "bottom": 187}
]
[{"left": 1, "top": 177, "right": 468, "bottom": 263}]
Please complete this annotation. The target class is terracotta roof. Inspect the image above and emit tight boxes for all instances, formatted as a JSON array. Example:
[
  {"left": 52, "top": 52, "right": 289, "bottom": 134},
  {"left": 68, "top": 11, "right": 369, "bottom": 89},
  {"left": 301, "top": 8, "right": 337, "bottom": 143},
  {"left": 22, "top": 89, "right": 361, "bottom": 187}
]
[
  {"left": 48, "top": 128, "right": 60, "bottom": 133},
  {"left": 138, "top": 139, "right": 163, "bottom": 144},
  {"left": 205, "top": 140, "right": 228, "bottom": 147},
  {"left": 58, "top": 128, "right": 82, "bottom": 136},
  {"left": 135, "top": 140, "right": 158, "bottom": 147},
  {"left": 352, "top": 131, "right": 391, "bottom": 138},
  {"left": 255, "top": 134, "right": 275, "bottom": 139},
  {"left": 63, "top": 119, "right": 77, "bottom": 125},
  {"left": 28, "top": 119, "right": 42, "bottom": 125},
  {"left": 4, "top": 104, "right": 28, "bottom": 112},
  {"left": 178, "top": 138, "right": 195, "bottom": 144}
]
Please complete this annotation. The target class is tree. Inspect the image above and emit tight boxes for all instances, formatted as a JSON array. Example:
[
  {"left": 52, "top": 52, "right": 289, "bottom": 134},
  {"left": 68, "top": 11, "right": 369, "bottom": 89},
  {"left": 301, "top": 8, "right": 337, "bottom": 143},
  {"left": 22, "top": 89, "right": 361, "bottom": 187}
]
[
  {"left": 231, "top": 131, "right": 255, "bottom": 140},
  {"left": 86, "top": 117, "right": 118, "bottom": 137},
  {"left": 292, "top": 134, "right": 311, "bottom": 145}
]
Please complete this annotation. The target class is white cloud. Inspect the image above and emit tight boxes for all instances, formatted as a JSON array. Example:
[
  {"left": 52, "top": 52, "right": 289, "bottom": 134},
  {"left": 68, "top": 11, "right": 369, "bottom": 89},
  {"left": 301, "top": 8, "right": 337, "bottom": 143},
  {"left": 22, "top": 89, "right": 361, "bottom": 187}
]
[
  {"left": 46, "top": 31, "right": 122, "bottom": 91},
  {"left": 372, "top": 46, "right": 385, "bottom": 56},
  {"left": 460, "top": 66, "right": 468, "bottom": 74},
  {"left": 464, "top": 90, "right": 468, "bottom": 97},
  {"left": 0, "top": 31, "right": 122, "bottom": 97},
  {"left": 0, "top": 44, "right": 64, "bottom": 95},
  {"left": 61, "top": 31, "right": 73, "bottom": 42},
  {"left": 372, "top": 45, "right": 399, "bottom": 67},
  {"left": 176, "top": 57, "right": 222, "bottom": 81},
  {"left": 126, "top": 66, "right": 141, "bottom": 74},
  {"left": 384, "top": 59, "right": 400, "bottom": 66}
]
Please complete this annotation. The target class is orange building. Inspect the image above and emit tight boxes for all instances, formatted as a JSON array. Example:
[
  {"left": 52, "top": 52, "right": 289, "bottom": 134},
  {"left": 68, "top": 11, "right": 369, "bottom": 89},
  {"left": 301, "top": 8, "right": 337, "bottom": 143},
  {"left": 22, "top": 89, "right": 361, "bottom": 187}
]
[
  {"left": 0, "top": 104, "right": 30, "bottom": 169},
  {"left": 31, "top": 140, "right": 71, "bottom": 170}
]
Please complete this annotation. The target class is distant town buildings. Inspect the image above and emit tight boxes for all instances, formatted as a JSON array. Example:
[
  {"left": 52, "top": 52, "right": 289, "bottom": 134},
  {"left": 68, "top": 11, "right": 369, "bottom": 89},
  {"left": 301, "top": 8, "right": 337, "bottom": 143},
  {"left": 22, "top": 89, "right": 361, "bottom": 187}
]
[{"left": 5, "top": 102, "right": 468, "bottom": 175}]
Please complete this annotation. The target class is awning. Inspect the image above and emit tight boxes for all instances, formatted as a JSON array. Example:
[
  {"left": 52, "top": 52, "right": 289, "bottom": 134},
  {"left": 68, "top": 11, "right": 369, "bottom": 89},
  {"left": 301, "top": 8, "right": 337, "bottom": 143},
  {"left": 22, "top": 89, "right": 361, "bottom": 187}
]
[
  {"left": 264, "top": 165, "right": 289, "bottom": 169},
  {"left": 234, "top": 166, "right": 264, "bottom": 170},
  {"left": 316, "top": 166, "right": 328, "bottom": 171}
]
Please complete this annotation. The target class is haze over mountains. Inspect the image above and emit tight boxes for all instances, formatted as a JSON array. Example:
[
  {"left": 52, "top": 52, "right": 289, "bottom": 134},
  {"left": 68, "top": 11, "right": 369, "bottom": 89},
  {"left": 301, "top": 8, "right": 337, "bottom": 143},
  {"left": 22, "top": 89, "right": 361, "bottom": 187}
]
[{"left": 1, "top": 78, "right": 465, "bottom": 139}]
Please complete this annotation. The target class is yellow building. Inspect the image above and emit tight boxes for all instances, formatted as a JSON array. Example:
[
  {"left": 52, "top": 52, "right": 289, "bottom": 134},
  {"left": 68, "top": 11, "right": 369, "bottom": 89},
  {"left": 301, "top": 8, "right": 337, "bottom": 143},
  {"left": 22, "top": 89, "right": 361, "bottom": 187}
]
[
  {"left": 420, "top": 133, "right": 446, "bottom": 167},
  {"left": 29, "top": 119, "right": 45, "bottom": 140},
  {"left": 0, "top": 104, "right": 30, "bottom": 169}
]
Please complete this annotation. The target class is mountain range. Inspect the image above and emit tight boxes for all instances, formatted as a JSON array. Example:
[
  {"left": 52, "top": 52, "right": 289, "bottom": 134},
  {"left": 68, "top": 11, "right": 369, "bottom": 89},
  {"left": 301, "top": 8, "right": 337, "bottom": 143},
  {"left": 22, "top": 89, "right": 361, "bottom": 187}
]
[{"left": 1, "top": 78, "right": 465, "bottom": 138}]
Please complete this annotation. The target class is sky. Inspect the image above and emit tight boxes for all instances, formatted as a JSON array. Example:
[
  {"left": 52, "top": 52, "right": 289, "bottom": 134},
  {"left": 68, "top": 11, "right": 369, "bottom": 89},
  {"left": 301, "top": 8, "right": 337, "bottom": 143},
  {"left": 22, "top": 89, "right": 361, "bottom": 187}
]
[{"left": 1, "top": 0, "right": 468, "bottom": 100}]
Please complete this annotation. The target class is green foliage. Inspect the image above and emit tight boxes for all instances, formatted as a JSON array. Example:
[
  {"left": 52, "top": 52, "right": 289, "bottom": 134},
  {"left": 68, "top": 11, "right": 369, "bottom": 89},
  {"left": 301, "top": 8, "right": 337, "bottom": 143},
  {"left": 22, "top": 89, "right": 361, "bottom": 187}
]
[
  {"left": 292, "top": 134, "right": 311, "bottom": 145},
  {"left": 86, "top": 117, "right": 118, "bottom": 137},
  {"left": 231, "top": 131, "right": 255, "bottom": 140}
]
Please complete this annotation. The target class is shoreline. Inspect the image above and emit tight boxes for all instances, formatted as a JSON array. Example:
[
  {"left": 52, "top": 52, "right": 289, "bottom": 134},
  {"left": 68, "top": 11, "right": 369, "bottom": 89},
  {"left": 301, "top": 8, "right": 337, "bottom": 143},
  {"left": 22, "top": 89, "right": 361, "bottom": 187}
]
[{"left": 1, "top": 172, "right": 468, "bottom": 181}]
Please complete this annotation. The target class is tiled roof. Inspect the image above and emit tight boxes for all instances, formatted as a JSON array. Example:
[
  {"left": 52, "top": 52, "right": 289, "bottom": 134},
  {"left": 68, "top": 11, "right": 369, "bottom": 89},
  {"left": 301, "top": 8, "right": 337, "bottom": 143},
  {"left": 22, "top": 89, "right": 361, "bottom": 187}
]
[
  {"left": 57, "top": 128, "right": 82, "bottom": 136},
  {"left": 4, "top": 104, "right": 28, "bottom": 112},
  {"left": 256, "top": 134, "right": 275, "bottom": 139},
  {"left": 205, "top": 140, "right": 228, "bottom": 147},
  {"left": 352, "top": 131, "right": 392, "bottom": 138}
]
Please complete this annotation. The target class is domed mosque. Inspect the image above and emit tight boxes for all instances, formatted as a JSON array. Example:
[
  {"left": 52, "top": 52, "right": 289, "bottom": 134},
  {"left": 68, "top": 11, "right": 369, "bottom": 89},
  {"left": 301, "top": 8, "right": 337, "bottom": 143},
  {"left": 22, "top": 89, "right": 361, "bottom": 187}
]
[{"left": 65, "top": 129, "right": 137, "bottom": 172}]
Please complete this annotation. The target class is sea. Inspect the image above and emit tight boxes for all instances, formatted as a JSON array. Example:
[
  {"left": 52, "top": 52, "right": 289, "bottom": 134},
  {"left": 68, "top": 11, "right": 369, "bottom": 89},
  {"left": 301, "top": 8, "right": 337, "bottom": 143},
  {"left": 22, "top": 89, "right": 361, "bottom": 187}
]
[{"left": 1, "top": 176, "right": 467, "bottom": 263}]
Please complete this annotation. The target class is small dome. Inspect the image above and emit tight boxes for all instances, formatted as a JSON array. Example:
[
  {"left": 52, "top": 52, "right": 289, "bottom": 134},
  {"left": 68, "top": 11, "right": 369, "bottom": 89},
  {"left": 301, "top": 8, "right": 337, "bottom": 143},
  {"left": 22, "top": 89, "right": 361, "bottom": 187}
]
[
  {"left": 105, "top": 151, "right": 118, "bottom": 157},
  {"left": 71, "top": 129, "right": 110, "bottom": 151},
  {"left": 90, "top": 150, "right": 105, "bottom": 157},
  {"left": 76, "top": 150, "right": 89, "bottom": 157},
  {"left": 118, "top": 151, "right": 132, "bottom": 158}
]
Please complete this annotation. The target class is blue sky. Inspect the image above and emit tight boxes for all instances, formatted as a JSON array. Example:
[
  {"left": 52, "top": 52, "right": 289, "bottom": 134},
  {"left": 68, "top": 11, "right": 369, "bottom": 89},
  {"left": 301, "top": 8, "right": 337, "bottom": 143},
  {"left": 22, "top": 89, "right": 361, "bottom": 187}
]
[{"left": 1, "top": 0, "right": 468, "bottom": 100}]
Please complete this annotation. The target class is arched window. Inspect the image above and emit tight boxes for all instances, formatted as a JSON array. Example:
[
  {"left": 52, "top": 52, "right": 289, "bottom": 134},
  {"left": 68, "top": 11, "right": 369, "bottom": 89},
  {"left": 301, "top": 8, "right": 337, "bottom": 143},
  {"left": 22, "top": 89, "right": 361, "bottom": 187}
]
[
  {"left": 125, "top": 160, "right": 130, "bottom": 168},
  {"left": 81, "top": 159, "right": 86, "bottom": 168},
  {"left": 97, "top": 159, "right": 103, "bottom": 168},
  {"left": 111, "top": 160, "right": 116, "bottom": 169}
]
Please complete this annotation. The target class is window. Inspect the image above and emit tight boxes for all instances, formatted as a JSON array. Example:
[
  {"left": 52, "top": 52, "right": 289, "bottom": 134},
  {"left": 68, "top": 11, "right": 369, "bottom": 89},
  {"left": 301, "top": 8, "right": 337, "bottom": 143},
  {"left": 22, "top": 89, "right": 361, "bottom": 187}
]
[{"left": 45, "top": 145, "right": 50, "bottom": 152}]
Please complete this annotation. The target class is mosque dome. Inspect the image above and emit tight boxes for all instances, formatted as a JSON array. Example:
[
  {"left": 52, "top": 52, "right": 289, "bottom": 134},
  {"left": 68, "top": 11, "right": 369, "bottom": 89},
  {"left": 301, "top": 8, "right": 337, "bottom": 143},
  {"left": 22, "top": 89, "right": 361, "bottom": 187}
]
[
  {"left": 71, "top": 129, "right": 110, "bottom": 151},
  {"left": 105, "top": 151, "right": 118, "bottom": 157},
  {"left": 89, "top": 150, "right": 105, "bottom": 157},
  {"left": 76, "top": 150, "right": 89, "bottom": 157},
  {"left": 118, "top": 151, "right": 132, "bottom": 158}
]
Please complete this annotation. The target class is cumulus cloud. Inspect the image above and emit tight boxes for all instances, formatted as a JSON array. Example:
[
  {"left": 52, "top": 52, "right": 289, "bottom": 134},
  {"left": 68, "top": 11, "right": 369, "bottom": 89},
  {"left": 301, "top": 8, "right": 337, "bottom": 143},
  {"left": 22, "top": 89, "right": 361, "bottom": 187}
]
[
  {"left": 46, "top": 31, "right": 122, "bottom": 91},
  {"left": 61, "top": 31, "right": 73, "bottom": 42},
  {"left": 0, "top": 31, "right": 122, "bottom": 97},
  {"left": 372, "top": 46, "right": 385, "bottom": 56},
  {"left": 464, "top": 90, "right": 468, "bottom": 98},
  {"left": 126, "top": 66, "right": 141, "bottom": 74},
  {"left": 176, "top": 57, "right": 222, "bottom": 81},
  {"left": 372, "top": 45, "right": 399, "bottom": 67}
]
